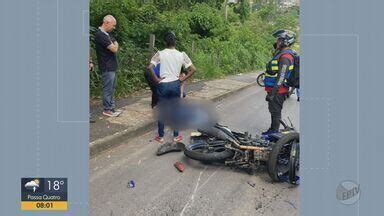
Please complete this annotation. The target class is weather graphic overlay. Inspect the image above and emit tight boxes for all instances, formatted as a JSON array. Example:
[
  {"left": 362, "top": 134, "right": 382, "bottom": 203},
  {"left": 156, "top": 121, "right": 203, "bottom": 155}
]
[{"left": 21, "top": 178, "right": 68, "bottom": 211}]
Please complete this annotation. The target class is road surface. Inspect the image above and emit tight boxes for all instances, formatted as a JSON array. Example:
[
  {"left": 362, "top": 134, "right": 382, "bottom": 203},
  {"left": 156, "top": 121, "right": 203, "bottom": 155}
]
[{"left": 90, "top": 84, "right": 300, "bottom": 216}]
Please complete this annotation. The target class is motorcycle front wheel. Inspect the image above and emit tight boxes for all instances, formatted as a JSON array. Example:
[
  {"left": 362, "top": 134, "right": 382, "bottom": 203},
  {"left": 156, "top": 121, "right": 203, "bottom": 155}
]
[
  {"left": 267, "top": 132, "right": 300, "bottom": 184},
  {"left": 184, "top": 140, "right": 235, "bottom": 163}
]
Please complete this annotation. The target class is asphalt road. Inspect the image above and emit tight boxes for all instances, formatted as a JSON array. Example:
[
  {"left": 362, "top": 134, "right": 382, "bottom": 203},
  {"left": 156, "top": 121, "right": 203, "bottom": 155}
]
[{"left": 90, "top": 84, "right": 300, "bottom": 216}]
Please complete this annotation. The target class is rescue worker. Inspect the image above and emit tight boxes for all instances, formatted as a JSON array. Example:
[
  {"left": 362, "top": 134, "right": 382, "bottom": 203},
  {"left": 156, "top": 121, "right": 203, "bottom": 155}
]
[{"left": 263, "top": 29, "right": 296, "bottom": 135}]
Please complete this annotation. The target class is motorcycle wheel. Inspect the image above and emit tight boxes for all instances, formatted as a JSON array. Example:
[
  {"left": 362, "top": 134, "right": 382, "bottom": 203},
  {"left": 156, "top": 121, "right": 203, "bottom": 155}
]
[
  {"left": 267, "top": 132, "right": 300, "bottom": 183},
  {"left": 286, "top": 87, "right": 295, "bottom": 98},
  {"left": 256, "top": 73, "right": 265, "bottom": 87},
  {"left": 184, "top": 140, "right": 235, "bottom": 163},
  {"left": 289, "top": 141, "right": 300, "bottom": 185}
]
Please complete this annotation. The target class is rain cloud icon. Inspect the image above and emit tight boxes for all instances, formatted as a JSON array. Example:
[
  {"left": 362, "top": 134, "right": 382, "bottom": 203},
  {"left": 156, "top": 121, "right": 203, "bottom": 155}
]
[{"left": 25, "top": 179, "right": 40, "bottom": 193}]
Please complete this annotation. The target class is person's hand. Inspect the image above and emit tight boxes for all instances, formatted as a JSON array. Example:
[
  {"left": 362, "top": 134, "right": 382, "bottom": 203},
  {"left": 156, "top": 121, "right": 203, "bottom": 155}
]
[
  {"left": 266, "top": 92, "right": 274, "bottom": 102},
  {"left": 266, "top": 87, "right": 278, "bottom": 102},
  {"left": 156, "top": 77, "right": 165, "bottom": 84},
  {"left": 89, "top": 62, "right": 94, "bottom": 72},
  {"left": 179, "top": 73, "right": 186, "bottom": 82}
]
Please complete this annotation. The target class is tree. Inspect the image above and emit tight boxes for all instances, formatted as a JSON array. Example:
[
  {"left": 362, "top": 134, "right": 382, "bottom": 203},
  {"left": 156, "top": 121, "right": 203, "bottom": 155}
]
[{"left": 234, "top": 0, "right": 250, "bottom": 23}]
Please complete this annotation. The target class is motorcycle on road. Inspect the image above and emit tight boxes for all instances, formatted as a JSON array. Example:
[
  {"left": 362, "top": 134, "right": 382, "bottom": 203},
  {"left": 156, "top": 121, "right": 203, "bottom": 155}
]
[{"left": 184, "top": 120, "right": 300, "bottom": 185}]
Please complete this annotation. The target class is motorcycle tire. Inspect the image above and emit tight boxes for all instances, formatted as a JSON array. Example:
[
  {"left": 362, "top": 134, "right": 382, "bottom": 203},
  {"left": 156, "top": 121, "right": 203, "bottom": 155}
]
[
  {"left": 267, "top": 132, "right": 300, "bottom": 183},
  {"left": 184, "top": 141, "right": 235, "bottom": 163},
  {"left": 289, "top": 141, "right": 300, "bottom": 185},
  {"left": 286, "top": 87, "right": 295, "bottom": 99}
]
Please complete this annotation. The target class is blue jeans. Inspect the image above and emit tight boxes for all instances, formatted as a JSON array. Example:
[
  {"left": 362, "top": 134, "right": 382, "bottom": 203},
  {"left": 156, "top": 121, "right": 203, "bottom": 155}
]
[
  {"left": 296, "top": 88, "right": 300, "bottom": 97},
  {"left": 156, "top": 80, "right": 181, "bottom": 137},
  {"left": 102, "top": 71, "right": 117, "bottom": 111}
]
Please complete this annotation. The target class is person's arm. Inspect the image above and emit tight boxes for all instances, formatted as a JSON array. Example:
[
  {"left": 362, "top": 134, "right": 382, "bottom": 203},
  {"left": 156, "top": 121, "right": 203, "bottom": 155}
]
[
  {"left": 180, "top": 52, "right": 195, "bottom": 82},
  {"left": 275, "top": 55, "right": 292, "bottom": 88},
  {"left": 107, "top": 41, "right": 119, "bottom": 53},
  {"left": 96, "top": 32, "right": 118, "bottom": 53},
  {"left": 89, "top": 52, "right": 94, "bottom": 72},
  {"left": 89, "top": 61, "right": 94, "bottom": 72},
  {"left": 89, "top": 63, "right": 94, "bottom": 71},
  {"left": 147, "top": 52, "right": 163, "bottom": 84},
  {"left": 179, "top": 65, "right": 196, "bottom": 82}
]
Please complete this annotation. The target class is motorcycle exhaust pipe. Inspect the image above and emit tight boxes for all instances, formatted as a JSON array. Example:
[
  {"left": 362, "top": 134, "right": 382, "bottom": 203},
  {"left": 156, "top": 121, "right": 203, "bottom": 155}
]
[{"left": 231, "top": 140, "right": 268, "bottom": 152}]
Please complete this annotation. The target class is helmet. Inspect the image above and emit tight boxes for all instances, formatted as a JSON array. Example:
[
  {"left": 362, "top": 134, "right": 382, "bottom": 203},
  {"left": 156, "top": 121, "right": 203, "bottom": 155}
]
[{"left": 273, "top": 29, "right": 296, "bottom": 47}]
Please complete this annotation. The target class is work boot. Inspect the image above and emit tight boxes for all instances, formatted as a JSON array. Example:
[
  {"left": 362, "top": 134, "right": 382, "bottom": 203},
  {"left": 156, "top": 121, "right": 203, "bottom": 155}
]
[{"left": 270, "top": 116, "right": 281, "bottom": 132}]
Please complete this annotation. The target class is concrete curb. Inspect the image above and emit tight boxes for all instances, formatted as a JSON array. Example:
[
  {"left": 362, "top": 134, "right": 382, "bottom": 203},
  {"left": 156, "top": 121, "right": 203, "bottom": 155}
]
[
  {"left": 90, "top": 81, "right": 257, "bottom": 157},
  {"left": 89, "top": 120, "right": 156, "bottom": 157}
]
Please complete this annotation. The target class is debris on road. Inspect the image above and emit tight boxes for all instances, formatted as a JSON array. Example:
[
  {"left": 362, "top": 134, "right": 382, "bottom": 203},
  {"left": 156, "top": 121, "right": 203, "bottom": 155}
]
[
  {"left": 156, "top": 142, "right": 185, "bottom": 156},
  {"left": 247, "top": 181, "right": 256, "bottom": 188},
  {"left": 255, "top": 201, "right": 263, "bottom": 210},
  {"left": 190, "top": 131, "right": 202, "bottom": 136},
  {"left": 174, "top": 162, "right": 185, "bottom": 172},
  {"left": 127, "top": 180, "right": 135, "bottom": 188}
]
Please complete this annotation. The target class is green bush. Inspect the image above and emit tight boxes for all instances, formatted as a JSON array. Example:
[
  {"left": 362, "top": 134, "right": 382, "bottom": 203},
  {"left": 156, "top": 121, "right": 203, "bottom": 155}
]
[
  {"left": 193, "top": 51, "right": 222, "bottom": 80},
  {"left": 89, "top": 0, "right": 300, "bottom": 98},
  {"left": 189, "top": 3, "right": 229, "bottom": 39}
]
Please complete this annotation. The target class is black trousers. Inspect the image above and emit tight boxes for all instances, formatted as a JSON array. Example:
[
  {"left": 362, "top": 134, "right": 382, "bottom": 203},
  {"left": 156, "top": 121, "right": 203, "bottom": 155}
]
[
  {"left": 144, "top": 70, "right": 159, "bottom": 108},
  {"left": 268, "top": 93, "right": 286, "bottom": 131}
]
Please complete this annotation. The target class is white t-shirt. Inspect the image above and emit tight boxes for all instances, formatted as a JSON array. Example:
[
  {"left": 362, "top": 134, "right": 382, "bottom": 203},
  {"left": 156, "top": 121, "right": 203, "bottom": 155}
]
[{"left": 150, "top": 48, "right": 193, "bottom": 83}]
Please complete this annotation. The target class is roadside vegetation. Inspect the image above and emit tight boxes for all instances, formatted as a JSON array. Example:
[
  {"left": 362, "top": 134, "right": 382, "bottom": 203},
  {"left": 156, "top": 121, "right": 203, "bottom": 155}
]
[{"left": 90, "top": 0, "right": 299, "bottom": 98}]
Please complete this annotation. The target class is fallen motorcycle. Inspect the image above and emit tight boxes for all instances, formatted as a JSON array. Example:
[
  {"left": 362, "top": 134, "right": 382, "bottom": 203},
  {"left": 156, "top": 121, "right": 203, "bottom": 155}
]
[{"left": 184, "top": 120, "right": 300, "bottom": 185}]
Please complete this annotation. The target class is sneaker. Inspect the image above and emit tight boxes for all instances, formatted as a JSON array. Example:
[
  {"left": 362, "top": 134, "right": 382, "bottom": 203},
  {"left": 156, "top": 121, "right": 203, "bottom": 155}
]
[
  {"left": 155, "top": 135, "right": 164, "bottom": 143},
  {"left": 173, "top": 134, "right": 183, "bottom": 142},
  {"left": 102, "top": 110, "right": 120, "bottom": 117},
  {"left": 111, "top": 108, "right": 123, "bottom": 114}
]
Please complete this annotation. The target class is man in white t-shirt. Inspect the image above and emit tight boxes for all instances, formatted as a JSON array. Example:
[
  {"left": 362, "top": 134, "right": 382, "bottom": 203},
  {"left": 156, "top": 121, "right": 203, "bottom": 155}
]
[{"left": 147, "top": 32, "right": 196, "bottom": 143}]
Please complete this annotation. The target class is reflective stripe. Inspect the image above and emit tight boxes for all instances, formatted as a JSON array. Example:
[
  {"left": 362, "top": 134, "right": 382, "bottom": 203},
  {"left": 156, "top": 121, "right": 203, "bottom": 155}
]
[
  {"left": 271, "top": 65, "right": 293, "bottom": 71},
  {"left": 265, "top": 73, "right": 278, "bottom": 77},
  {"left": 265, "top": 49, "right": 296, "bottom": 88}
]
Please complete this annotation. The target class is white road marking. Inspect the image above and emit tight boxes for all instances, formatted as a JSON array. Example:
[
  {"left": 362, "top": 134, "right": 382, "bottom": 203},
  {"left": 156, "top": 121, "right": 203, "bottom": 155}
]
[{"left": 180, "top": 166, "right": 207, "bottom": 216}]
